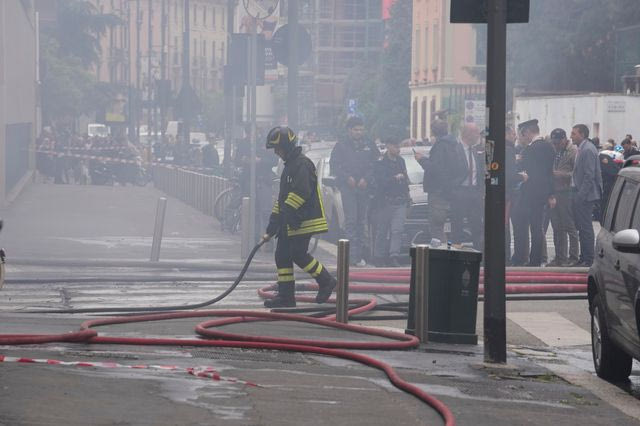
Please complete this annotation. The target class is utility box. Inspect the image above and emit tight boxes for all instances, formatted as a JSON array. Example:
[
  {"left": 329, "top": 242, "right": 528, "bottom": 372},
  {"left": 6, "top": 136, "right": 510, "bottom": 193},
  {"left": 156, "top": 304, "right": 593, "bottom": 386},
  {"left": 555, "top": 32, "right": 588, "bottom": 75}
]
[{"left": 406, "top": 246, "right": 482, "bottom": 344}]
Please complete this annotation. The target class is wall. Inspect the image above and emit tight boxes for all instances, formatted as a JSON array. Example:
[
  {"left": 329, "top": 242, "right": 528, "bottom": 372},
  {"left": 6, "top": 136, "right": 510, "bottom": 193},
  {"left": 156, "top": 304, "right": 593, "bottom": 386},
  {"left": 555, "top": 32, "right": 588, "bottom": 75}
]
[
  {"left": 515, "top": 94, "right": 640, "bottom": 144},
  {"left": 0, "top": 0, "right": 37, "bottom": 205}
]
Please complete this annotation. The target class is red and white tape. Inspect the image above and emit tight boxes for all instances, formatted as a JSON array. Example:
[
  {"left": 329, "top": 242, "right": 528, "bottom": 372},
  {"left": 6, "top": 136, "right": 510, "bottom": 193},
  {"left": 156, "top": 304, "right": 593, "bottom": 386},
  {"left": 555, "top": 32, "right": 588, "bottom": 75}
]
[
  {"left": 33, "top": 149, "right": 220, "bottom": 173},
  {"left": 0, "top": 354, "right": 258, "bottom": 387}
]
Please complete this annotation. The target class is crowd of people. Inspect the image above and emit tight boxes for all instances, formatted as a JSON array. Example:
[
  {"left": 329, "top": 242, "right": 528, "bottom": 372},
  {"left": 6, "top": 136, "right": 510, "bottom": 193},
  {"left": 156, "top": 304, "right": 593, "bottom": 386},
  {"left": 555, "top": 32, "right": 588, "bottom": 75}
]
[
  {"left": 35, "top": 129, "right": 224, "bottom": 186},
  {"left": 36, "top": 130, "right": 147, "bottom": 186},
  {"left": 327, "top": 116, "right": 638, "bottom": 268}
]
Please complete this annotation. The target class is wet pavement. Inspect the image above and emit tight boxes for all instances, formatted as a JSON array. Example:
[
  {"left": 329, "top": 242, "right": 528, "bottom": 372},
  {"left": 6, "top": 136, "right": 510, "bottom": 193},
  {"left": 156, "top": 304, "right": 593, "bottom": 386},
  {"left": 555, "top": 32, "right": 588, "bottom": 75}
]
[{"left": 0, "top": 183, "right": 639, "bottom": 425}]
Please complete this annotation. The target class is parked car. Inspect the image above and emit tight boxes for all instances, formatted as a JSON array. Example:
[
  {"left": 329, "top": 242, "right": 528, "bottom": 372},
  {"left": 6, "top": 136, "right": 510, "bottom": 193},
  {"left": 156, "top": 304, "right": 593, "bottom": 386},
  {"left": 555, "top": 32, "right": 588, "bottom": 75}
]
[
  {"left": 310, "top": 144, "right": 439, "bottom": 259},
  {"left": 588, "top": 162, "right": 640, "bottom": 381}
]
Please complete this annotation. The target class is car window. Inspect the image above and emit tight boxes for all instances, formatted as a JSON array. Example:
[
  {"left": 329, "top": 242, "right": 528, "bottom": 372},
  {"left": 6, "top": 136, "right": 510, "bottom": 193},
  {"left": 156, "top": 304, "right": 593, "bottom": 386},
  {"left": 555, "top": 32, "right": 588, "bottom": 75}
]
[
  {"left": 612, "top": 180, "right": 639, "bottom": 232},
  {"left": 632, "top": 183, "right": 640, "bottom": 232},
  {"left": 604, "top": 177, "right": 625, "bottom": 231}
]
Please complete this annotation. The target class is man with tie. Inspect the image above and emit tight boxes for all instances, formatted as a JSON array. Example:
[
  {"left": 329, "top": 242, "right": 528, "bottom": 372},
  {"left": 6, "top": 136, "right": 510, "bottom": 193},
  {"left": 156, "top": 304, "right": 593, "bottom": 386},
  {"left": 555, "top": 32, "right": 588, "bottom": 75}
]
[
  {"left": 450, "top": 123, "right": 484, "bottom": 250},
  {"left": 511, "top": 119, "right": 556, "bottom": 266}
]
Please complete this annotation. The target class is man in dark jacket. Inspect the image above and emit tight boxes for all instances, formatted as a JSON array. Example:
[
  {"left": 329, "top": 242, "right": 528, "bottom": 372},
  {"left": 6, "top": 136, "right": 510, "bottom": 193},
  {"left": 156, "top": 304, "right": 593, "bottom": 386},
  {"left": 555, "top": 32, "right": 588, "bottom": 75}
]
[
  {"left": 414, "top": 120, "right": 466, "bottom": 244},
  {"left": 262, "top": 126, "right": 337, "bottom": 308},
  {"left": 511, "top": 119, "right": 556, "bottom": 266},
  {"left": 371, "top": 138, "right": 410, "bottom": 266},
  {"left": 621, "top": 138, "right": 640, "bottom": 159},
  {"left": 505, "top": 126, "right": 522, "bottom": 262},
  {"left": 330, "top": 116, "right": 380, "bottom": 266}
]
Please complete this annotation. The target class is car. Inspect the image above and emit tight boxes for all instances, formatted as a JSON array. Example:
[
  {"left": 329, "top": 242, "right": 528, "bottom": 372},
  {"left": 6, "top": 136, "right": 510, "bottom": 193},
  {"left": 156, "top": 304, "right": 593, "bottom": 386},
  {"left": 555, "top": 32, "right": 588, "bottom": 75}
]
[
  {"left": 588, "top": 163, "right": 640, "bottom": 381},
  {"left": 311, "top": 144, "right": 439, "bottom": 259}
]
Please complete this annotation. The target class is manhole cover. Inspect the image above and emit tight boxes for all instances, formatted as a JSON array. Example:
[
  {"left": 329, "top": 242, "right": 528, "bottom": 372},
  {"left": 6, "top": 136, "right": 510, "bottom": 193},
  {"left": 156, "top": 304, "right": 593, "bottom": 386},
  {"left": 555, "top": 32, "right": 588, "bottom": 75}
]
[{"left": 190, "top": 348, "right": 309, "bottom": 364}]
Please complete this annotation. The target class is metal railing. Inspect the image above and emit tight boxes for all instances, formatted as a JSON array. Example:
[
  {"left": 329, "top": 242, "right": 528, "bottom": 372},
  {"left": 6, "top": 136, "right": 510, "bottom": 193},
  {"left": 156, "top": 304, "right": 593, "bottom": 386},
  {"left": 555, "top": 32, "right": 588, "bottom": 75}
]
[{"left": 152, "top": 165, "right": 230, "bottom": 217}]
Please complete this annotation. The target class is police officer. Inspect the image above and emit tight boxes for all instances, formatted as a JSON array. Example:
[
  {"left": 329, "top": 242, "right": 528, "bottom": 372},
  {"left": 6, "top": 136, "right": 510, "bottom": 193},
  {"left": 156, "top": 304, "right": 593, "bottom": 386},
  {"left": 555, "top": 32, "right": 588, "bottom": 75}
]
[{"left": 262, "top": 127, "right": 337, "bottom": 308}]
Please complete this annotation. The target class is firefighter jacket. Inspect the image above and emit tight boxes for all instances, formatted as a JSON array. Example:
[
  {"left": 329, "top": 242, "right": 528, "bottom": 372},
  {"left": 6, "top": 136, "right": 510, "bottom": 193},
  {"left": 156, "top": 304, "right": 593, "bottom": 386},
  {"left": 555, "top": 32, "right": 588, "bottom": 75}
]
[{"left": 267, "top": 146, "right": 328, "bottom": 237}]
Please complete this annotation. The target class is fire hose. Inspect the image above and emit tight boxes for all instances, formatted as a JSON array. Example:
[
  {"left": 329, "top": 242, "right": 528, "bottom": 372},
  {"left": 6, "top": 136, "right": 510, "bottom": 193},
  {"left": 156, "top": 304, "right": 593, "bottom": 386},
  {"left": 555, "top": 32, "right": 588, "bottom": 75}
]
[{"left": 3, "top": 240, "right": 460, "bottom": 425}]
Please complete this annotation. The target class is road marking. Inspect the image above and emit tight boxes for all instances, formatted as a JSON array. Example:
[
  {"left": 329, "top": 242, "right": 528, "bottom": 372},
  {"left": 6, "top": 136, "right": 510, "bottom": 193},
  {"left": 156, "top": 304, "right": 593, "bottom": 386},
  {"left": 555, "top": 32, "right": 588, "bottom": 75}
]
[{"left": 507, "top": 312, "right": 591, "bottom": 347}]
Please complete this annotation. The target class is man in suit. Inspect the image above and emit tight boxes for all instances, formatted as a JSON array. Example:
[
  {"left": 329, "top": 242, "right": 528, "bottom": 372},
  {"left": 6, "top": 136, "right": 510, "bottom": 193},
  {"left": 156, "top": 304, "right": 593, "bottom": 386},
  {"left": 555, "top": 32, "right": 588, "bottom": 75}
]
[
  {"left": 450, "top": 123, "right": 484, "bottom": 250},
  {"left": 511, "top": 119, "right": 556, "bottom": 266},
  {"left": 570, "top": 124, "right": 603, "bottom": 267}
]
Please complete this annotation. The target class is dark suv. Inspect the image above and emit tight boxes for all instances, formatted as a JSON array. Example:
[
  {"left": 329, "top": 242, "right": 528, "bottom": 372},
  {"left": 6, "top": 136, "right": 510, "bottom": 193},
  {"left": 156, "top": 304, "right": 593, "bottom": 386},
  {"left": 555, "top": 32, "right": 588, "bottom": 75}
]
[{"left": 589, "top": 162, "right": 640, "bottom": 381}]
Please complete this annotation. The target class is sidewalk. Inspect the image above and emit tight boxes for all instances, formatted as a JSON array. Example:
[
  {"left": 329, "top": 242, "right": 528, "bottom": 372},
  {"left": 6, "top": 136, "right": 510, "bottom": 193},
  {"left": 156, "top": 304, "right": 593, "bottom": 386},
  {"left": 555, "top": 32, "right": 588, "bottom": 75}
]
[{"left": 0, "top": 183, "right": 637, "bottom": 425}]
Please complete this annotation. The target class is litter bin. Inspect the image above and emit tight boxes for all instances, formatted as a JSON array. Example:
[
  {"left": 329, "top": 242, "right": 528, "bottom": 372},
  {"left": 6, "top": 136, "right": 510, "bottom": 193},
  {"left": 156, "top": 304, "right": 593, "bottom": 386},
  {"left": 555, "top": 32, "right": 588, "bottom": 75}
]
[{"left": 406, "top": 245, "right": 482, "bottom": 344}]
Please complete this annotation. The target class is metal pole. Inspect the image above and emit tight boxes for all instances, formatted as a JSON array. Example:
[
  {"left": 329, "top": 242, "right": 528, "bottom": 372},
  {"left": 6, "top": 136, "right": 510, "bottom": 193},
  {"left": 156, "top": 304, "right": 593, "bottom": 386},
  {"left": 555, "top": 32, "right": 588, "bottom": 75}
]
[
  {"left": 484, "top": 0, "right": 507, "bottom": 363},
  {"left": 136, "top": 0, "right": 142, "bottom": 144},
  {"left": 148, "top": 0, "right": 153, "bottom": 147},
  {"left": 287, "top": 0, "right": 299, "bottom": 130},
  {"left": 241, "top": 196, "right": 251, "bottom": 259},
  {"left": 336, "top": 239, "right": 350, "bottom": 323},
  {"left": 224, "top": 0, "right": 237, "bottom": 177},
  {"left": 160, "top": 0, "right": 167, "bottom": 142},
  {"left": 182, "top": 0, "right": 191, "bottom": 145},
  {"left": 249, "top": 19, "right": 257, "bottom": 247},
  {"left": 150, "top": 197, "right": 168, "bottom": 261},
  {"left": 414, "top": 245, "right": 429, "bottom": 343}
]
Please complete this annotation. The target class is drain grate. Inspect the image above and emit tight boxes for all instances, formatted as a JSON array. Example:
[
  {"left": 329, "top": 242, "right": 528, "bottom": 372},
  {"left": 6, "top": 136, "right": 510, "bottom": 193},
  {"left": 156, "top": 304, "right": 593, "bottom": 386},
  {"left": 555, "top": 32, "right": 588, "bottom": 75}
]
[{"left": 190, "top": 348, "right": 309, "bottom": 364}]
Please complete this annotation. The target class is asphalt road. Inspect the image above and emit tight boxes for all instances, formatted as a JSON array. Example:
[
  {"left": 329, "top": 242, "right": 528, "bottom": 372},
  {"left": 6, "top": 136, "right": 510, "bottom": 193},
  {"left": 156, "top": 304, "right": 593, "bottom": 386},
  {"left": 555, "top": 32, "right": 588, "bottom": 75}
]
[{"left": 0, "top": 183, "right": 639, "bottom": 425}]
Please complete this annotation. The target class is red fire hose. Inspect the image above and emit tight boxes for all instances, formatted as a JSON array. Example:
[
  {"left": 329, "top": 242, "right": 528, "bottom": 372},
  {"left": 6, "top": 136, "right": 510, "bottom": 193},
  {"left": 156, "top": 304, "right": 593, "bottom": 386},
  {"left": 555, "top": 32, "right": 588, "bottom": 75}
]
[{"left": 0, "top": 309, "right": 455, "bottom": 426}]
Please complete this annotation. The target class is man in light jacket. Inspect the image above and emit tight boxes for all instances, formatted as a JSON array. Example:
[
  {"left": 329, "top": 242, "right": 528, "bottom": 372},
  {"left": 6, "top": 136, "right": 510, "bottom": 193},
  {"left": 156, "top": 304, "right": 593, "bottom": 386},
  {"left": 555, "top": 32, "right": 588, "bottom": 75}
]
[{"left": 570, "top": 124, "right": 603, "bottom": 267}]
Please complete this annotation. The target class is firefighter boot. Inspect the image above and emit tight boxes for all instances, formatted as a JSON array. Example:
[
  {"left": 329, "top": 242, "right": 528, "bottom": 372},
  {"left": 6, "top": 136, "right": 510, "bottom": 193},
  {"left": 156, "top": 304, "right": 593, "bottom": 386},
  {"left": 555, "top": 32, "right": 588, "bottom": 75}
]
[
  {"left": 315, "top": 270, "right": 337, "bottom": 304},
  {"left": 264, "top": 282, "right": 296, "bottom": 308}
]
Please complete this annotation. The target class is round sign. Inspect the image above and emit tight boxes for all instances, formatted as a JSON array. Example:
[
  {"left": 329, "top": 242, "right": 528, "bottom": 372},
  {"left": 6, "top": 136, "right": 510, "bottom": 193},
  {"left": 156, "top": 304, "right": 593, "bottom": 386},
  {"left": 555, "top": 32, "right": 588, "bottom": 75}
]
[
  {"left": 242, "top": 0, "right": 279, "bottom": 19},
  {"left": 272, "top": 24, "right": 312, "bottom": 67}
]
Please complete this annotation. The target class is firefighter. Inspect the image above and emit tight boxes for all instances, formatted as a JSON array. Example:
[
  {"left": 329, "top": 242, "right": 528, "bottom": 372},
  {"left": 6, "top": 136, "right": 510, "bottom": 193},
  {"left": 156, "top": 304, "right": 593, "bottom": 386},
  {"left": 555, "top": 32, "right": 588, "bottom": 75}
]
[{"left": 262, "top": 126, "right": 337, "bottom": 308}]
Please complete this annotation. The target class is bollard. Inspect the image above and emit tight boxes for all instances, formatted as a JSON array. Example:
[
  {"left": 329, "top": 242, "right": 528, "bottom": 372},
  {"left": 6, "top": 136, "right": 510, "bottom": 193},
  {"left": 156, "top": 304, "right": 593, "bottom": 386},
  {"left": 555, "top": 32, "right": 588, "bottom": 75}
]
[
  {"left": 150, "top": 197, "right": 168, "bottom": 262},
  {"left": 336, "top": 239, "right": 350, "bottom": 323},
  {"left": 414, "top": 245, "right": 429, "bottom": 343},
  {"left": 241, "top": 197, "right": 252, "bottom": 260}
]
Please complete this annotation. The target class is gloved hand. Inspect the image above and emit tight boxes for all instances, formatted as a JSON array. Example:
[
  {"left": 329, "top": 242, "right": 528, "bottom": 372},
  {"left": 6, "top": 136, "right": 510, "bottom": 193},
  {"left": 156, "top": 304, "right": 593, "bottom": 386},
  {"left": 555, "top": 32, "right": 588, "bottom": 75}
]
[{"left": 261, "top": 233, "right": 272, "bottom": 242}]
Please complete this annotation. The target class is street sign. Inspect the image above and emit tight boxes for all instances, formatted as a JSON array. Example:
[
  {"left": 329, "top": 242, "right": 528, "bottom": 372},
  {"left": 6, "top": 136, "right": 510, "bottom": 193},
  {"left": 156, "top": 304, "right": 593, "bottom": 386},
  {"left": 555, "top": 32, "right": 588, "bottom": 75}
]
[
  {"left": 450, "top": 0, "right": 529, "bottom": 23},
  {"left": 272, "top": 24, "right": 312, "bottom": 67},
  {"left": 229, "top": 33, "right": 266, "bottom": 86},
  {"left": 348, "top": 99, "right": 358, "bottom": 115}
]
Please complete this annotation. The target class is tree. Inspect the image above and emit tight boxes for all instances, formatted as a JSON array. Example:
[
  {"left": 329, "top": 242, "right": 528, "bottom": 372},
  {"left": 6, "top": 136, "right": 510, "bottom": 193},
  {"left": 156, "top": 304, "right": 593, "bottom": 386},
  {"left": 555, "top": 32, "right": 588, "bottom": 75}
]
[
  {"left": 40, "top": 0, "right": 120, "bottom": 126},
  {"left": 506, "top": 0, "right": 640, "bottom": 95}
]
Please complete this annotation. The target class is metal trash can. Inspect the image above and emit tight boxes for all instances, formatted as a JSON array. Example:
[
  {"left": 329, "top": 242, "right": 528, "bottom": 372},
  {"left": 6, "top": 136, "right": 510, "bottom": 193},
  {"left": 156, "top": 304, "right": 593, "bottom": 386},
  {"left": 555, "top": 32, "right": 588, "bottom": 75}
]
[{"left": 406, "top": 246, "right": 482, "bottom": 344}]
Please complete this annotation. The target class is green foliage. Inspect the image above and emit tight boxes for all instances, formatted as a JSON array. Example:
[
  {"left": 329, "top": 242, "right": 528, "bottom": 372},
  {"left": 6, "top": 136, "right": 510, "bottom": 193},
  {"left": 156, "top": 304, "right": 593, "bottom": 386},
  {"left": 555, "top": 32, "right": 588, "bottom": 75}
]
[
  {"left": 343, "top": 0, "right": 412, "bottom": 140},
  {"left": 40, "top": 0, "right": 121, "bottom": 124}
]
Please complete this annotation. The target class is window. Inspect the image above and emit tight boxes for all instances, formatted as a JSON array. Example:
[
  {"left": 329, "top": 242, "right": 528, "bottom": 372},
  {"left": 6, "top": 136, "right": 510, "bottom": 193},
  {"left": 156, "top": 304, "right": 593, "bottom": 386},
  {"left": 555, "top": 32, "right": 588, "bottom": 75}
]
[
  {"left": 193, "top": 5, "right": 197, "bottom": 25},
  {"left": 212, "top": 41, "right": 217, "bottom": 66},
  {"left": 203, "top": 40, "right": 207, "bottom": 61},
  {"left": 632, "top": 185, "right": 640, "bottom": 232},
  {"left": 213, "top": 7, "right": 217, "bottom": 29},
  {"left": 423, "top": 26, "right": 429, "bottom": 71},
  {"left": 604, "top": 176, "right": 625, "bottom": 230},
  {"left": 413, "top": 28, "right": 420, "bottom": 74},
  {"left": 613, "top": 180, "right": 639, "bottom": 232}
]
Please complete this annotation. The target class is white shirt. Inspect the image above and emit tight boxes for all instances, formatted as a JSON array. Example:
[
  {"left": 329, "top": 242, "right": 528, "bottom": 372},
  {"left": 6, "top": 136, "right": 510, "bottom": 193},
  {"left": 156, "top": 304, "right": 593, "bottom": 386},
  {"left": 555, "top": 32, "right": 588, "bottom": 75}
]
[{"left": 462, "top": 143, "right": 477, "bottom": 186}]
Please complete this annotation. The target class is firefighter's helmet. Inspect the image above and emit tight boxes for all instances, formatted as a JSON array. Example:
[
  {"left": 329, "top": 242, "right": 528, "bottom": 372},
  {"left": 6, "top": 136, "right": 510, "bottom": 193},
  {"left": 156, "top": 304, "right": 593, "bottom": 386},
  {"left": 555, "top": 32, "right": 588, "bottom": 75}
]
[{"left": 266, "top": 126, "right": 297, "bottom": 151}]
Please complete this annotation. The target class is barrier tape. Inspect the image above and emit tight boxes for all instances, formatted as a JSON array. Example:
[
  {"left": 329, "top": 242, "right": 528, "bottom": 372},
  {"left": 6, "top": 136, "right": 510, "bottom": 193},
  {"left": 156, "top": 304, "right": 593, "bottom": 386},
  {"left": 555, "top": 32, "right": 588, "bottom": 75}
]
[
  {"left": 34, "top": 149, "right": 222, "bottom": 174},
  {"left": 0, "top": 354, "right": 258, "bottom": 387}
]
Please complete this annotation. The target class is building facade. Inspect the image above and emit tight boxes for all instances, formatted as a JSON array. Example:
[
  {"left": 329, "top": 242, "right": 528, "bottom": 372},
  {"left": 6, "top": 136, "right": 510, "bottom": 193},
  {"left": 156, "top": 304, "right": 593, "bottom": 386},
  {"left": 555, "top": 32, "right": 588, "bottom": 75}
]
[
  {"left": 300, "top": 0, "right": 385, "bottom": 130},
  {"left": 409, "top": 0, "right": 484, "bottom": 141},
  {"left": 0, "top": 0, "right": 38, "bottom": 205},
  {"left": 91, "top": 0, "right": 228, "bottom": 131}
]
